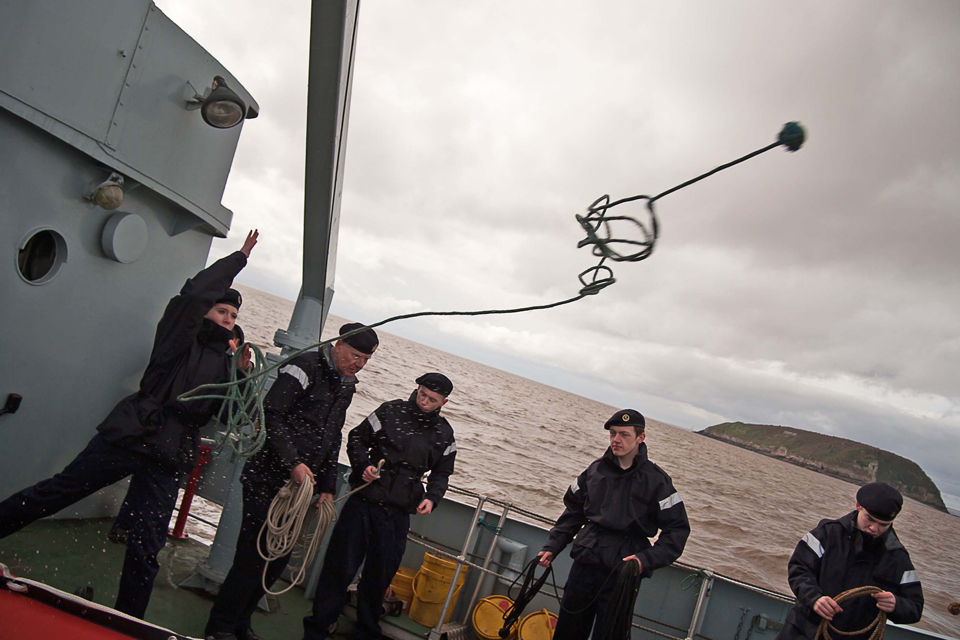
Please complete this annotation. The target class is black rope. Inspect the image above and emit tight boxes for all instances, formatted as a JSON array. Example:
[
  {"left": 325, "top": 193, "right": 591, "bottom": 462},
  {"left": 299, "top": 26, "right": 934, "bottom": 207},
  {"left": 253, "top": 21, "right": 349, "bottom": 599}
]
[
  {"left": 596, "top": 560, "right": 644, "bottom": 640},
  {"left": 500, "top": 559, "right": 555, "bottom": 637},
  {"left": 179, "top": 123, "right": 806, "bottom": 433}
]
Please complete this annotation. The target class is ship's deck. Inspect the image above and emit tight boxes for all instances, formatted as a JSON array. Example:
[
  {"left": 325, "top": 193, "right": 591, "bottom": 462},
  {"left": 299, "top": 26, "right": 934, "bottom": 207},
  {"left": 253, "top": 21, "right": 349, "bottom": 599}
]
[{"left": 0, "top": 518, "right": 324, "bottom": 639}]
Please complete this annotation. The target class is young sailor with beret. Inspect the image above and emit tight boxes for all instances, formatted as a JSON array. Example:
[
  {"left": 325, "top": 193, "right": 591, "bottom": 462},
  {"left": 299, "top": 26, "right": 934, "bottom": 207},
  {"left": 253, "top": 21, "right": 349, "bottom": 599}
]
[
  {"left": 205, "top": 322, "right": 379, "bottom": 640},
  {"left": 303, "top": 372, "right": 458, "bottom": 640},
  {"left": 777, "top": 482, "right": 924, "bottom": 640},
  {"left": 538, "top": 409, "right": 691, "bottom": 640},
  {"left": 0, "top": 230, "right": 260, "bottom": 618}
]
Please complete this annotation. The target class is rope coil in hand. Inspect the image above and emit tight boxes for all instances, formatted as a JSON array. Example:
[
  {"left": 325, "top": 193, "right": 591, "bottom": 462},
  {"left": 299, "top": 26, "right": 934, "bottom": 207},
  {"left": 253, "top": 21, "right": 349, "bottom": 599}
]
[
  {"left": 258, "top": 460, "right": 385, "bottom": 595},
  {"left": 814, "top": 586, "right": 887, "bottom": 640},
  {"left": 596, "top": 560, "right": 644, "bottom": 640},
  {"left": 178, "top": 123, "right": 805, "bottom": 454}
]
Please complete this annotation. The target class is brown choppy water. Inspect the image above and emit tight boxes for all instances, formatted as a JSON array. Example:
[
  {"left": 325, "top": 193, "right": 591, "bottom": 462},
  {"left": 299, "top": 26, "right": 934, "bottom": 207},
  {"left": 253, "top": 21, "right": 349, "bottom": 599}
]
[{"left": 231, "top": 284, "right": 960, "bottom": 636}]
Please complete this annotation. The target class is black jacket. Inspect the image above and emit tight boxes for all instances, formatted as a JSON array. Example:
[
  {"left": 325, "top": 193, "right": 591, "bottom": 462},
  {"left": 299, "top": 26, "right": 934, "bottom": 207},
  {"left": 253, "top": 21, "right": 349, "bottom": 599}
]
[
  {"left": 97, "top": 251, "right": 247, "bottom": 470},
  {"left": 242, "top": 344, "right": 357, "bottom": 494},
  {"left": 777, "top": 511, "right": 923, "bottom": 640},
  {"left": 542, "top": 444, "right": 690, "bottom": 574},
  {"left": 347, "top": 393, "right": 456, "bottom": 514}
]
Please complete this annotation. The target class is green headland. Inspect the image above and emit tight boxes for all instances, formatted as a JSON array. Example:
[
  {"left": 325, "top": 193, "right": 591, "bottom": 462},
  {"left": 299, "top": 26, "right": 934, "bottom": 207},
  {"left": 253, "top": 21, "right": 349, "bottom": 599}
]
[{"left": 698, "top": 422, "right": 947, "bottom": 512}]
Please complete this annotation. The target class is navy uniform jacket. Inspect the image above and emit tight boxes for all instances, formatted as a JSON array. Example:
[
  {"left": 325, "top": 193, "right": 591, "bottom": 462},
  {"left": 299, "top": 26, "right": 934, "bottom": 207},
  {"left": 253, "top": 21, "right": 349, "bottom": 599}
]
[
  {"left": 97, "top": 251, "right": 247, "bottom": 470},
  {"left": 778, "top": 511, "right": 923, "bottom": 640},
  {"left": 243, "top": 344, "right": 357, "bottom": 494},
  {"left": 347, "top": 394, "right": 456, "bottom": 514},
  {"left": 542, "top": 443, "right": 690, "bottom": 574}
]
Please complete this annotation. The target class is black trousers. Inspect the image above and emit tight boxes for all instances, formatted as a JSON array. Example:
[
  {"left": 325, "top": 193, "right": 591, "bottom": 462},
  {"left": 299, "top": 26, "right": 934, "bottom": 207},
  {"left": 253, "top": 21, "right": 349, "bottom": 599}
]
[
  {"left": 554, "top": 560, "right": 637, "bottom": 640},
  {"left": 205, "top": 473, "right": 288, "bottom": 637},
  {"left": 0, "top": 433, "right": 180, "bottom": 618},
  {"left": 303, "top": 496, "right": 409, "bottom": 640}
]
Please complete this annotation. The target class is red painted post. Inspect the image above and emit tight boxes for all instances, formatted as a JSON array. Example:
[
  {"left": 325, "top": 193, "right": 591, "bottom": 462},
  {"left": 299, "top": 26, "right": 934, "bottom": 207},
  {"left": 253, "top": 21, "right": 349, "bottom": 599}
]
[{"left": 169, "top": 444, "right": 212, "bottom": 539}]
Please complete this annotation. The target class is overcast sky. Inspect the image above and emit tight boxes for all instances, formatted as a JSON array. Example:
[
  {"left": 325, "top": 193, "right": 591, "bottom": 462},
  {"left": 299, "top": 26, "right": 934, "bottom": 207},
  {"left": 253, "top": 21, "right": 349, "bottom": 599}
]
[{"left": 160, "top": 1, "right": 960, "bottom": 505}]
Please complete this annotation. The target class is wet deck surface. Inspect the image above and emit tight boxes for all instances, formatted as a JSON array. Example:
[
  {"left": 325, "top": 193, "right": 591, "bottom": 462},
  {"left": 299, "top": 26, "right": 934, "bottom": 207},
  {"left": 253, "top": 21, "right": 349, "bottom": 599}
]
[
  {"left": 0, "top": 518, "right": 313, "bottom": 639},
  {"left": 0, "top": 518, "right": 441, "bottom": 640}
]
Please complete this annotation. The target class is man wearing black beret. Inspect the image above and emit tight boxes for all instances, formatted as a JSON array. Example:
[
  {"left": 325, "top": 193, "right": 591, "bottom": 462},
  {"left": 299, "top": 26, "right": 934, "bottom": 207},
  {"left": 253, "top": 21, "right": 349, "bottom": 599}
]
[
  {"left": 304, "top": 373, "right": 457, "bottom": 640},
  {"left": 777, "top": 482, "right": 924, "bottom": 640},
  {"left": 538, "top": 409, "right": 690, "bottom": 640},
  {"left": 206, "top": 322, "right": 379, "bottom": 640}
]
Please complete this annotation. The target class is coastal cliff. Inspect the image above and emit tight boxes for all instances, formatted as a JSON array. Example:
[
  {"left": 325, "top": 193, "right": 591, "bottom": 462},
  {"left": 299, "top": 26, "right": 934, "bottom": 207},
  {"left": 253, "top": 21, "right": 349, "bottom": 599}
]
[{"left": 699, "top": 422, "right": 947, "bottom": 512}]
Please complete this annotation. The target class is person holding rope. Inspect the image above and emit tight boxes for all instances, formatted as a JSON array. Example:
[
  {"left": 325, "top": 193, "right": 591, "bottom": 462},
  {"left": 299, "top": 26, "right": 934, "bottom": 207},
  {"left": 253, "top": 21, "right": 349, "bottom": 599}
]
[
  {"left": 109, "top": 322, "right": 251, "bottom": 547},
  {"left": 0, "top": 230, "right": 259, "bottom": 618},
  {"left": 303, "top": 373, "right": 457, "bottom": 640},
  {"left": 537, "top": 409, "right": 690, "bottom": 640},
  {"left": 204, "top": 322, "right": 379, "bottom": 640},
  {"left": 776, "top": 482, "right": 923, "bottom": 640}
]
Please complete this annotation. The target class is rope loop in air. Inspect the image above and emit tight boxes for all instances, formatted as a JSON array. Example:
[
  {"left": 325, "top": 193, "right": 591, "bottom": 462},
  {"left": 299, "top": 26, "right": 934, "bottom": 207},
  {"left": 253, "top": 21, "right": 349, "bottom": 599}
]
[{"left": 178, "top": 123, "right": 805, "bottom": 453}]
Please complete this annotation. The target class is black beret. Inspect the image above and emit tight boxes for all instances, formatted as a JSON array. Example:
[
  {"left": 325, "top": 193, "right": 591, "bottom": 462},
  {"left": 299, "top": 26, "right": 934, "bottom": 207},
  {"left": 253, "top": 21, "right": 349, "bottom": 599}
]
[
  {"left": 604, "top": 409, "right": 646, "bottom": 430},
  {"left": 339, "top": 322, "right": 379, "bottom": 355},
  {"left": 416, "top": 372, "right": 453, "bottom": 397},
  {"left": 857, "top": 482, "right": 903, "bottom": 521},
  {"left": 216, "top": 288, "right": 243, "bottom": 310},
  {"left": 232, "top": 324, "right": 245, "bottom": 344}
]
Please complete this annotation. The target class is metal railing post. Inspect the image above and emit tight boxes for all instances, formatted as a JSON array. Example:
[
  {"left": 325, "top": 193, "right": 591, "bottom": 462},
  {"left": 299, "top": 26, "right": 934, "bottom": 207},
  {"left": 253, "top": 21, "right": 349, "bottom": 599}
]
[
  {"left": 428, "top": 497, "right": 486, "bottom": 640},
  {"left": 685, "top": 570, "right": 715, "bottom": 640},
  {"left": 461, "top": 504, "right": 511, "bottom": 624}
]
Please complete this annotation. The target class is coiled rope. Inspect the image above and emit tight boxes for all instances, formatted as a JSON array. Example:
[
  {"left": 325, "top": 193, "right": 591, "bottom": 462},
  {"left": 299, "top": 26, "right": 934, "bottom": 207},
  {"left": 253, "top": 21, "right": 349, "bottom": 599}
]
[
  {"left": 596, "top": 560, "right": 644, "bottom": 640},
  {"left": 212, "top": 342, "right": 270, "bottom": 457},
  {"left": 814, "top": 586, "right": 886, "bottom": 640},
  {"left": 179, "top": 123, "right": 806, "bottom": 455},
  {"left": 499, "top": 559, "right": 555, "bottom": 638},
  {"left": 258, "top": 460, "right": 385, "bottom": 595}
]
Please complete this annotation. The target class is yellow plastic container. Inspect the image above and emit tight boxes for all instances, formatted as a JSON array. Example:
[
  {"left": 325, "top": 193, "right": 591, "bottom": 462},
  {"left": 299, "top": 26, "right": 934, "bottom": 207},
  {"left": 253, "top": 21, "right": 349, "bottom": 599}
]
[
  {"left": 422, "top": 552, "right": 459, "bottom": 578},
  {"left": 409, "top": 562, "right": 469, "bottom": 627},
  {"left": 518, "top": 609, "right": 558, "bottom": 640},
  {"left": 390, "top": 566, "right": 417, "bottom": 611},
  {"left": 472, "top": 595, "right": 517, "bottom": 640}
]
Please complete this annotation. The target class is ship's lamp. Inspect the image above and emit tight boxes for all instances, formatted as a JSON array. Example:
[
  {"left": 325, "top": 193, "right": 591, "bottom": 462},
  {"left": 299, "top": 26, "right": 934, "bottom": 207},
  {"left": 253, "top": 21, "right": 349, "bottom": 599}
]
[
  {"left": 187, "top": 76, "right": 247, "bottom": 129},
  {"left": 85, "top": 173, "right": 125, "bottom": 210}
]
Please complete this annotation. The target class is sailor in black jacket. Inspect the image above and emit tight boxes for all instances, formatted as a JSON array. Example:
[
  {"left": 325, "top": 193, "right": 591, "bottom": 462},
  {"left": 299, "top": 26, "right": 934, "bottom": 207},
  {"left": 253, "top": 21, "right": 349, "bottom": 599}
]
[
  {"left": 205, "top": 322, "right": 379, "bottom": 640},
  {"left": 777, "top": 482, "right": 923, "bottom": 640},
  {"left": 538, "top": 409, "right": 690, "bottom": 640},
  {"left": 304, "top": 373, "right": 457, "bottom": 640},
  {"left": 0, "top": 230, "right": 259, "bottom": 618}
]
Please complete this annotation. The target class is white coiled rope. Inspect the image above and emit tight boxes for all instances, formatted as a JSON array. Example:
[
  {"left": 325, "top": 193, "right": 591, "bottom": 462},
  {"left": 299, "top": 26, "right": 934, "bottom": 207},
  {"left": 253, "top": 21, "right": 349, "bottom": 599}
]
[{"left": 258, "top": 460, "right": 385, "bottom": 595}]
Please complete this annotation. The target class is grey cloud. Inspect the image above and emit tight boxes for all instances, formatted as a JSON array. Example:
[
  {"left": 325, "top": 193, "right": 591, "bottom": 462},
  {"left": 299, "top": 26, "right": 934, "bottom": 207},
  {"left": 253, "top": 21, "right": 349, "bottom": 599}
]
[{"left": 183, "top": 0, "right": 960, "bottom": 495}]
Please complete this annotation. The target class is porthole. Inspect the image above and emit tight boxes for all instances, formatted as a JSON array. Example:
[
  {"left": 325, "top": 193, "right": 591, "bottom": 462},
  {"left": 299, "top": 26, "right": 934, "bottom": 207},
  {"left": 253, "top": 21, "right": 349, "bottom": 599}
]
[{"left": 16, "top": 228, "right": 68, "bottom": 285}]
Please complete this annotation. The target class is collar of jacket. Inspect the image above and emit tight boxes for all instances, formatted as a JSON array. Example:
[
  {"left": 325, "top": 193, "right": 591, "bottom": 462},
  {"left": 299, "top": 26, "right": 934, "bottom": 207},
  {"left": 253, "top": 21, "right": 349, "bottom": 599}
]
[
  {"left": 406, "top": 391, "right": 442, "bottom": 425},
  {"left": 199, "top": 318, "right": 233, "bottom": 351},
  {"left": 601, "top": 441, "right": 649, "bottom": 473},
  {"left": 838, "top": 510, "right": 904, "bottom": 552}
]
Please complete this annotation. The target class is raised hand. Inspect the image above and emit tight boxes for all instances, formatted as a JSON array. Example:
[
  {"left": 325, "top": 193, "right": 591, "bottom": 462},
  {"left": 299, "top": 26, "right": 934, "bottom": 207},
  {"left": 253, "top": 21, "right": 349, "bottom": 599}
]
[{"left": 240, "top": 229, "right": 259, "bottom": 257}]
